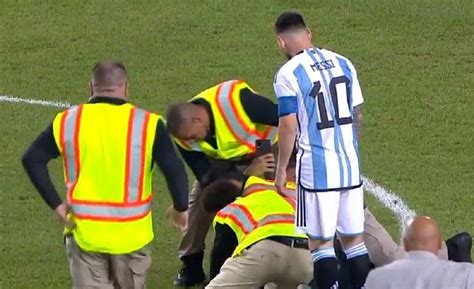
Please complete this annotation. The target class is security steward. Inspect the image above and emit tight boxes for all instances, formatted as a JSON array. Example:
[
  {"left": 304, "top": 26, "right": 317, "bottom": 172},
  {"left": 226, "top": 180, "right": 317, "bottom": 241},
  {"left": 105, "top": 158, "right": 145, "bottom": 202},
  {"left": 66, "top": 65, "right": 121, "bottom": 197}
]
[
  {"left": 201, "top": 154, "right": 313, "bottom": 289},
  {"left": 22, "top": 61, "right": 189, "bottom": 289},
  {"left": 165, "top": 80, "right": 278, "bottom": 286}
]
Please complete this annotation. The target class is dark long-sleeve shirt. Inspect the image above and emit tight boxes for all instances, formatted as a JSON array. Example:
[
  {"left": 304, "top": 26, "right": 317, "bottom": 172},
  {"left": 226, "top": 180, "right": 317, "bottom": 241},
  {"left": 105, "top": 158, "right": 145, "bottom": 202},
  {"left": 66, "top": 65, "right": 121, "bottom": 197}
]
[
  {"left": 179, "top": 88, "right": 278, "bottom": 183},
  {"left": 210, "top": 223, "right": 238, "bottom": 279},
  {"left": 21, "top": 96, "right": 189, "bottom": 212}
]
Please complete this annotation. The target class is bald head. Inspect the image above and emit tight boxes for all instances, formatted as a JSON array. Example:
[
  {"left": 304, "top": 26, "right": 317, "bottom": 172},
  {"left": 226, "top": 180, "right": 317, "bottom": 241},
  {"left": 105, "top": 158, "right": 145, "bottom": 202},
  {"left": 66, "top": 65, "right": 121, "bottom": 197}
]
[
  {"left": 403, "top": 216, "right": 443, "bottom": 255},
  {"left": 165, "top": 102, "right": 210, "bottom": 141},
  {"left": 90, "top": 61, "right": 128, "bottom": 98}
]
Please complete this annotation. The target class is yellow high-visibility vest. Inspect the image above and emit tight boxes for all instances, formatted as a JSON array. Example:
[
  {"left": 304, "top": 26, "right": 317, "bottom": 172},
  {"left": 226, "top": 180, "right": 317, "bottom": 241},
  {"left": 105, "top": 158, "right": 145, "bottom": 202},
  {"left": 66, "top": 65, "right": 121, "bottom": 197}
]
[
  {"left": 175, "top": 80, "right": 277, "bottom": 160},
  {"left": 52, "top": 102, "right": 159, "bottom": 254},
  {"left": 214, "top": 176, "right": 306, "bottom": 257}
]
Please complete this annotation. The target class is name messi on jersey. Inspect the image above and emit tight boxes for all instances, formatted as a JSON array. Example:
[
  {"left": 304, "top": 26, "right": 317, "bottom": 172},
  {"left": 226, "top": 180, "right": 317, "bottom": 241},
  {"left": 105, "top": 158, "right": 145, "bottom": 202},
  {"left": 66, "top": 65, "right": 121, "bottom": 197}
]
[{"left": 310, "top": 59, "right": 335, "bottom": 72}]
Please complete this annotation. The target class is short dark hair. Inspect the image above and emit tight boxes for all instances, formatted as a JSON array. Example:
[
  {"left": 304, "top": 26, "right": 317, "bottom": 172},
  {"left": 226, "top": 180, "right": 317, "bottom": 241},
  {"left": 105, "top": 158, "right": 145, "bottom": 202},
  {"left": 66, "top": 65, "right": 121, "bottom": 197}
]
[
  {"left": 165, "top": 102, "right": 189, "bottom": 136},
  {"left": 201, "top": 163, "right": 246, "bottom": 187},
  {"left": 91, "top": 61, "right": 127, "bottom": 90},
  {"left": 201, "top": 180, "right": 243, "bottom": 213},
  {"left": 201, "top": 165, "right": 247, "bottom": 213},
  {"left": 274, "top": 12, "right": 307, "bottom": 34}
]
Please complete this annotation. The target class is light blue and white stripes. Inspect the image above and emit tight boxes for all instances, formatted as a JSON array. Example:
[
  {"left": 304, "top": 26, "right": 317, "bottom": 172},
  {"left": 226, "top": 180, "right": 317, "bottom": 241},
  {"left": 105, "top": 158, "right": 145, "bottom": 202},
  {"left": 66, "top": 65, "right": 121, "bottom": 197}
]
[
  {"left": 312, "top": 247, "right": 337, "bottom": 262},
  {"left": 344, "top": 243, "right": 368, "bottom": 260}
]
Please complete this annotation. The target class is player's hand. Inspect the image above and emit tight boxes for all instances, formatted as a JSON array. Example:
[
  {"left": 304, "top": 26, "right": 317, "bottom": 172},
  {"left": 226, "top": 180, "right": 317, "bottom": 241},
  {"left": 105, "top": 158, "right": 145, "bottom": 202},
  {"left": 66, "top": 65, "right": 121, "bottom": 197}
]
[
  {"left": 274, "top": 166, "right": 287, "bottom": 195},
  {"left": 54, "top": 202, "right": 75, "bottom": 230},
  {"left": 166, "top": 206, "right": 188, "bottom": 232},
  {"left": 245, "top": 153, "right": 275, "bottom": 177}
]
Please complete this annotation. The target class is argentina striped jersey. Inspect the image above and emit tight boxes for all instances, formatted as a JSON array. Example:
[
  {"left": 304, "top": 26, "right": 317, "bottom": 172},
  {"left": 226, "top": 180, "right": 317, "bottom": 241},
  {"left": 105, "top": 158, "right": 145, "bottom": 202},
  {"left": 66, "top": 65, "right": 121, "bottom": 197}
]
[{"left": 274, "top": 47, "right": 364, "bottom": 191}]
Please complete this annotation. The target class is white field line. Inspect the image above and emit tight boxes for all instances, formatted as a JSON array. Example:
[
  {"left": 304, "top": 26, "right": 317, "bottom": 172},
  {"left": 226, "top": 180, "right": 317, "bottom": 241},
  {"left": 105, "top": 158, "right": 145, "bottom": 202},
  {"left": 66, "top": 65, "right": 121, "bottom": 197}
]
[
  {"left": 1, "top": 95, "right": 416, "bottom": 233},
  {"left": 0, "top": 95, "right": 72, "bottom": 108}
]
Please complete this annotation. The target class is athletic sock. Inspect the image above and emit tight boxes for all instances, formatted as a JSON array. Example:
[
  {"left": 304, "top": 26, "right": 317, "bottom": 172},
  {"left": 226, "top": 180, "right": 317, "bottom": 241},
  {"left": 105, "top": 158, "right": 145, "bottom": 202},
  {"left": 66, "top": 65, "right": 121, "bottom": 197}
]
[
  {"left": 311, "top": 247, "right": 339, "bottom": 289},
  {"left": 344, "top": 243, "right": 371, "bottom": 289}
]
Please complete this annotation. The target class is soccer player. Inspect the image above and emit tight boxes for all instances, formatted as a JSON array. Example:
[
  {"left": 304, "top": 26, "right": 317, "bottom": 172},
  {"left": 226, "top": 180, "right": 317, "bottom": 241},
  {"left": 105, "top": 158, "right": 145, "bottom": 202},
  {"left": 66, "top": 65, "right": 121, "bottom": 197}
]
[{"left": 273, "top": 12, "right": 370, "bottom": 289}]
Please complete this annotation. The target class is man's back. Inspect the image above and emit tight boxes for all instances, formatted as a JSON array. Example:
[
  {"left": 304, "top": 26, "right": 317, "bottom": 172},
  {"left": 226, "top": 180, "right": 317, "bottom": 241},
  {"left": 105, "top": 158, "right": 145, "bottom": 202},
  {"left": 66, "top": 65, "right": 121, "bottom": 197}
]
[
  {"left": 365, "top": 251, "right": 474, "bottom": 289},
  {"left": 51, "top": 100, "right": 161, "bottom": 253},
  {"left": 54, "top": 102, "right": 157, "bottom": 200},
  {"left": 21, "top": 61, "right": 190, "bottom": 289},
  {"left": 273, "top": 13, "right": 371, "bottom": 289},
  {"left": 214, "top": 177, "right": 305, "bottom": 256},
  {"left": 274, "top": 47, "right": 363, "bottom": 191}
]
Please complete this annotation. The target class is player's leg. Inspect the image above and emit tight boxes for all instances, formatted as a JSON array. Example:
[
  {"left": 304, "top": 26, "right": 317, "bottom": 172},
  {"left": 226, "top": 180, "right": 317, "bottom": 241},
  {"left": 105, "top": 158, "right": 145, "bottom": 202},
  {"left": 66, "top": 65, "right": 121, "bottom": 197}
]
[
  {"left": 337, "top": 187, "right": 370, "bottom": 289},
  {"left": 176, "top": 181, "right": 212, "bottom": 286},
  {"left": 296, "top": 186, "right": 340, "bottom": 289}
]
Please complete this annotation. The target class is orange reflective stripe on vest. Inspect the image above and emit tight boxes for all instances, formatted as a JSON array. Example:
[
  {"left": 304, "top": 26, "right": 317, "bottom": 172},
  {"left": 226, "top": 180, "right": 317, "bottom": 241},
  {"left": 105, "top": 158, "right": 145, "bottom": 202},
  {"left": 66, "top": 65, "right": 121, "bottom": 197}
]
[
  {"left": 261, "top": 126, "right": 276, "bottom": 140},
  {"left": 242, "top": 183, "right": 297, "bottom": 210},
  {"left": 59, "top": 105, "right": 84, "bottom": 199},
  {"left": 257, "top": 213, "right": 295, "bottom": 227},
  {"left": 214, "top": 176, "right": 306, "bottom": 256},
  {"left": 215, "top": 80, "right": 258, "bottom": 150},
  {"left": 124, "top": 108, "right": 151, "bottom": 203},
  {"left": 243, "top": 183, "right": 296, "bottom": 199},
  {"left": 59, "top": 106, "right": 153, "bottom": 221},
  {"left": 217, "top": 203, "right": 295, "bottom": 233},
  {"left": 217, "top": 80, "right": 275, "bottom": 140},
  {"left": 217, "top": 203, "right": 256, "bottom": 234},
  {"left": 71, "top": 195, "right": 152, "bottom": 222}
]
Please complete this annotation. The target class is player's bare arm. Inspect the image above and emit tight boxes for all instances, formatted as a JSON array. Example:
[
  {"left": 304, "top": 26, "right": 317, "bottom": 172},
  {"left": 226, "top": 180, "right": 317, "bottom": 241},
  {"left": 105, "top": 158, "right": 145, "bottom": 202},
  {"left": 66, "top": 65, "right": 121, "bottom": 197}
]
[
  {"left": 275, "top": 113, "right": 297, "bottom": 193},
  {"left": 353, "top": 104, "right": 363, "bottom": 140}
]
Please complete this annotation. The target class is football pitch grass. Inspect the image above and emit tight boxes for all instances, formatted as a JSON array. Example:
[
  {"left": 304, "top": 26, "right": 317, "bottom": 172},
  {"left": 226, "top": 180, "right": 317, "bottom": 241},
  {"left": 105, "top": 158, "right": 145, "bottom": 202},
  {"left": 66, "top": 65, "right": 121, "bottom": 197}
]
[{"left": 1, "top": 0, "right": 473, "bottom": 288}]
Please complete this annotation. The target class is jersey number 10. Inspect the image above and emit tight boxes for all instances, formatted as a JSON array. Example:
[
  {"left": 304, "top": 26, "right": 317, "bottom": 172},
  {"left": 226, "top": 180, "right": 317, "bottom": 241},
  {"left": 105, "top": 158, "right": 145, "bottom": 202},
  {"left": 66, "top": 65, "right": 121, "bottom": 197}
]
[{"left": 310, "top": 75, "right": 353, "bottom": 130}]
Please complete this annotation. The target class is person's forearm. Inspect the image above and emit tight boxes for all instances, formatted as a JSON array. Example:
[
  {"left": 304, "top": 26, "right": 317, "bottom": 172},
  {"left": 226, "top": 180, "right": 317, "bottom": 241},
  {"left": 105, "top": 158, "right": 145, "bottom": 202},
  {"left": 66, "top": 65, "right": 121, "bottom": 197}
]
[
  {"left": 277, "top": 116, "right": 297, "bottom": 170},
  {"left": 158, "top": 160, "right": 189, "bottom": 212},
  {"left": 153, "top": 121, "right": 189, "bottom": 211},
  {"left": 21, "top": 124, "right": 62, "bottom": 210},
  {"left": 155, "top": 146, "right": 189, "bottom": 211},
  {"left": 22, "top": 150, "right": 62, "bottom": 209},
  {"left": 210, "top": 224, "right": 237, "bottom": 279},
  {"left": 210, "top": 247, "right": 226, "bottom": 280}
]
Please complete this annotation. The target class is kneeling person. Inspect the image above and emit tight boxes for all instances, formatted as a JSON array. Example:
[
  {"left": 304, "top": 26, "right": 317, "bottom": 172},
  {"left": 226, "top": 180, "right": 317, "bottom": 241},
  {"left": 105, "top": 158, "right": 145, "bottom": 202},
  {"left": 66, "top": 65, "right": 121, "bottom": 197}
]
[{"left": 202, "top": 161, "right": 313, "bottom": 289}]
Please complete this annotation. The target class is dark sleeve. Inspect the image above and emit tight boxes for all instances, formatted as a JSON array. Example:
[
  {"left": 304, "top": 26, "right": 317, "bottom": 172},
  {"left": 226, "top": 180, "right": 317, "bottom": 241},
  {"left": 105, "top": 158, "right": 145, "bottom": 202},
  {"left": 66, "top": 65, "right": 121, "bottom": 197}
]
[
  {"left": 21, "top": 124, "right": 62, "bottom": 210},
  {"left": 152, "top": 120, "right": 189, "bottom": 212},
  {"left": 210, "top": 223, "right": 238, "bottom": 279},
  {"left": 240, "top": 88, "right": 279, "bottom": 126},
  {"left": 177, "top": 147, "right": 211, "bottom": 184}
]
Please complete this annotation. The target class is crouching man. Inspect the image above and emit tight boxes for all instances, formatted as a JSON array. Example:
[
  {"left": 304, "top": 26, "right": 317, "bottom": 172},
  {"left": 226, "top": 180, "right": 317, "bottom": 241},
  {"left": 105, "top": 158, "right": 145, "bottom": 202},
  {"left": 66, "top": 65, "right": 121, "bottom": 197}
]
[{"left": 201, "top": 156, "right": 313, "bottom": 289}]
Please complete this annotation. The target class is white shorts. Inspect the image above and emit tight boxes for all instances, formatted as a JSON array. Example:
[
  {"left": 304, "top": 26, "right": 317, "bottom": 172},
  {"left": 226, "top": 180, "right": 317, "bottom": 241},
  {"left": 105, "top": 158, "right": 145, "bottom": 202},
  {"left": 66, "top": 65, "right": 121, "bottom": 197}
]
[{"left": 296, "top": 185, "right": 365, "bottom": 240}]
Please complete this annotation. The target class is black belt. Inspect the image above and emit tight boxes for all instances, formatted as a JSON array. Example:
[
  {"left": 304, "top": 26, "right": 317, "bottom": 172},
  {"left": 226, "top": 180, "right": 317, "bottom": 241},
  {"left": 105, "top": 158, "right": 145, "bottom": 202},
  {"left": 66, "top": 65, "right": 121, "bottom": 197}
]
[{"left": 267, "top": 236, "right": 309, "bottom": 249}]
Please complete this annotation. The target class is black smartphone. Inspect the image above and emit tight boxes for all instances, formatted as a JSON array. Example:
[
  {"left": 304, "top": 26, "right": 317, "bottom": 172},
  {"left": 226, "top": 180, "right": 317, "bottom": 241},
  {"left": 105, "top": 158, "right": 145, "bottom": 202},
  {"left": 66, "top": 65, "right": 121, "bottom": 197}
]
[
  {"left": 256, "top": 139, "right": 272, "bottom": 157},
  {"left": 255, "top": 139, "right": 275, "bottom": 179}
]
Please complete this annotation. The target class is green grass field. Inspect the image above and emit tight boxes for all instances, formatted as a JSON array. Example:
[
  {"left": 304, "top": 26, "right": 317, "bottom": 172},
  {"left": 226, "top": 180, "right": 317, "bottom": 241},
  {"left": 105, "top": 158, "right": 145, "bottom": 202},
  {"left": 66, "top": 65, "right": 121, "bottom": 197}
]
[{"left": 1, "top": 0, "right": 473, "bottom": 288}]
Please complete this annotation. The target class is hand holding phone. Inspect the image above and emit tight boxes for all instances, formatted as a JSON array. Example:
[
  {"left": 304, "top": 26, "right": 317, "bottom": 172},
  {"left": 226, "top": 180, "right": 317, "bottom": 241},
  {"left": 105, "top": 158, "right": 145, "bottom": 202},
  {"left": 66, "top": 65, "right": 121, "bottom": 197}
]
[
  {"left": 256, "top": 139, "right": 272, "bottom": 156},
  {"left": 252, "top": 139, "right": 275, "bottom": 179}
]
